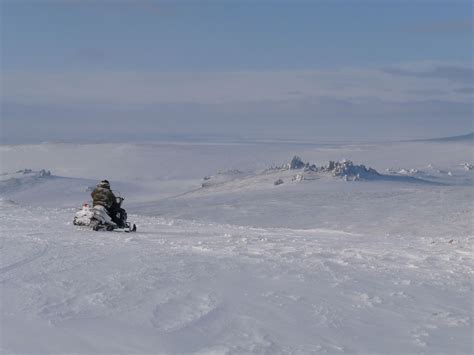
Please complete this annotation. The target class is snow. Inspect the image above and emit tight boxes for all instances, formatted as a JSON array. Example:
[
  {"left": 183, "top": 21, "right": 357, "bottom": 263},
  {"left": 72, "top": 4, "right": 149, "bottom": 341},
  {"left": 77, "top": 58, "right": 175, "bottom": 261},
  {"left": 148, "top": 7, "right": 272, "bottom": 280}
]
[
  {"left": 0, "top": 139, "right": 473, "bottom": 354},
  {"left": 72, "top": 204, "right": 95, "bottom": 226}
]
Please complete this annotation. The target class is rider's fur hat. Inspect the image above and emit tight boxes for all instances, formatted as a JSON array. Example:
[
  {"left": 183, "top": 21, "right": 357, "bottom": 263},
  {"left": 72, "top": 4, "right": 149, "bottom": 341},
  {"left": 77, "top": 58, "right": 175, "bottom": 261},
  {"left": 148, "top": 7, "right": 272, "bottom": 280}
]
[{"left": 98, "top": 180, "right": 110, "bottom": 189}]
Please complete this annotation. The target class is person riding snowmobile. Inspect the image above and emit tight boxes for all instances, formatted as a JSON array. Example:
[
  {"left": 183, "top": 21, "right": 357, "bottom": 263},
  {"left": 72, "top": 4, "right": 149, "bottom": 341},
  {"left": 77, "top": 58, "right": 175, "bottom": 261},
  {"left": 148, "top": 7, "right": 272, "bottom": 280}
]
[{"left": 91, "top": 180, "right": 126, "bottom": 227}]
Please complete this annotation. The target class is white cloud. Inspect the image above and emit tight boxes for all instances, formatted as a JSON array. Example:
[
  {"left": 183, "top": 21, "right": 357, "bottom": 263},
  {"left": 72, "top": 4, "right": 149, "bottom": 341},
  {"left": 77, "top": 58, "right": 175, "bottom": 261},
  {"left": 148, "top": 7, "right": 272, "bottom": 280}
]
[
  {"left": 2, "top": 62, "right": 472, "bottom": 107},
  {"left": 2, "top": 62, "right": 472, "bottom": 143}
]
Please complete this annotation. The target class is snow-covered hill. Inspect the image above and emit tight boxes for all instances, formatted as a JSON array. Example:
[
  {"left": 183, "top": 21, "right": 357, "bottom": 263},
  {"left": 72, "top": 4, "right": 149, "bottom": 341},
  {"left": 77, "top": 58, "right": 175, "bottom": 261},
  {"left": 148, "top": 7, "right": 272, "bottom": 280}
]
[
  {"left": 0, "top": 169, "right": 142, "bottom": 208},
  {"left": 415, "top": 132, "right": 474, "bottom": 143},
  {"left": 0, "top": 139, "right": 472, "bottom": 354},
  {"left": 0, "top": 169, "right": 54, "bottom": 191}
]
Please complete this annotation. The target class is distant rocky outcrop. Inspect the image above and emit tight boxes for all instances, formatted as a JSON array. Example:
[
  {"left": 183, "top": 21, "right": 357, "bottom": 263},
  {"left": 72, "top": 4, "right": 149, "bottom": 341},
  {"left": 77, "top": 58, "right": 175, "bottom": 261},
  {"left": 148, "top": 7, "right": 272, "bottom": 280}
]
[
  {"left": 284, "top": 156, "right": 379, "bottom": 181},
  {"left": 15, "top": 169, "right": 51, "bottom": 177},
  {"left": 274, "top": 178, "right": 284, "bottom": 186},
  {"left": 386, "top": 168, "right": 420, "bottom": 176},
  {"left": 289, "top": 156, "right": 305, "bottom": 170},
  {"left": 292, "top": 174, "right": 304, "bottom": 182},
  {"left": 321, "top": 160, "right": 380, "bottom": 180}
]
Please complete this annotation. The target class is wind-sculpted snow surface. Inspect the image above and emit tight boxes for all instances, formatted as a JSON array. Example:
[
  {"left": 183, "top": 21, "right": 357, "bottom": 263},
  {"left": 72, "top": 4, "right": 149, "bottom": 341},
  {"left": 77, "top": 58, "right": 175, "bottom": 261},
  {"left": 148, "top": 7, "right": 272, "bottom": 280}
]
[{"left": 1, "top": 201, "right": 472, "bottom": 354}]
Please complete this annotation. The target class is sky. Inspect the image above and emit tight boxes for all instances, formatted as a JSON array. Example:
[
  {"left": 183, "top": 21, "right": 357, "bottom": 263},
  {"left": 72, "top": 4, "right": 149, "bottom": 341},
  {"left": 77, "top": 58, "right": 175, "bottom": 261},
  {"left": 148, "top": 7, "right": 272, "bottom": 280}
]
[{"left": 1, "top": 0, "right": 473, "bottom": 143}]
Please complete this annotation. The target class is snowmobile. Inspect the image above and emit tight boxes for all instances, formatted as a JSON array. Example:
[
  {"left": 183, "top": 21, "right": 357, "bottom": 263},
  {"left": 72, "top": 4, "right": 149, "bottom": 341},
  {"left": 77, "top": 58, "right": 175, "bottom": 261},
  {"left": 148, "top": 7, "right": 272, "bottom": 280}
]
[{"left": 73, "top": 195, "right": 137, "bottom": 232}]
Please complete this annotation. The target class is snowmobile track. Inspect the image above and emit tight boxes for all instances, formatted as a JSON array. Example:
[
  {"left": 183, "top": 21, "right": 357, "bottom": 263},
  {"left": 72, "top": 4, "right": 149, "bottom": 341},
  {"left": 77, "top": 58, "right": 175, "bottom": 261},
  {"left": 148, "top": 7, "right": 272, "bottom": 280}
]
[{"left": 0, "top": 240, "right": 49, "bottom": 274}]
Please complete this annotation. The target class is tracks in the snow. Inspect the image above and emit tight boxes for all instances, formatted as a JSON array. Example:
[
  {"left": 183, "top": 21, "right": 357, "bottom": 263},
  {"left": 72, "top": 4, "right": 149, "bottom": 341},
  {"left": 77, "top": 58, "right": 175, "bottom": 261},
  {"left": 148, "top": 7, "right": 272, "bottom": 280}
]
[{"left": 0, "top": 234, "right": 49, "bottom": 274}]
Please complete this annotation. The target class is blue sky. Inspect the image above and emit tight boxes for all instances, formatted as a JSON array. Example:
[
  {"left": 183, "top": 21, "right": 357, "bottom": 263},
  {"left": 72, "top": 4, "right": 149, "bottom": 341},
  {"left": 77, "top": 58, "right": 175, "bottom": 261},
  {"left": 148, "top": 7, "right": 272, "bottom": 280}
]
[{"left": 1, "top": 0, "right": 473, "bottom": 143}]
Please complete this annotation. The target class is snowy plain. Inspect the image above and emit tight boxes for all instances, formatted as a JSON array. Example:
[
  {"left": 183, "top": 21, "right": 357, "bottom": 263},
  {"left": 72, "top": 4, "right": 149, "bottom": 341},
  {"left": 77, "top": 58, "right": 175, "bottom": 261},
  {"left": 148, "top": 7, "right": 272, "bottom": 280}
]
[{"left": 0, "top": 137, "right": 473, "bottom": 354}]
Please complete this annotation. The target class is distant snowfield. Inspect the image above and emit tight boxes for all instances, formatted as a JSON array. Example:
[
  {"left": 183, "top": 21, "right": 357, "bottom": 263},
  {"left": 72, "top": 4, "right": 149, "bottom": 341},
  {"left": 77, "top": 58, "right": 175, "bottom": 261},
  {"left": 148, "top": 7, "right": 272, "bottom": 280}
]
[{"left": 0, "top": 139, "right": 472, "bottom": 354}]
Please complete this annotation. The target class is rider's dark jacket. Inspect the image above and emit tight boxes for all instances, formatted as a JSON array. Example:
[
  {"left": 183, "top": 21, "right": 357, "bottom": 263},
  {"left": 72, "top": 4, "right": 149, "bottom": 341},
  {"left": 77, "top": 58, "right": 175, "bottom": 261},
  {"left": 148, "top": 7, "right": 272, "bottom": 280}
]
[{"left": 91, "top": 186, "right": 116, "bottom": 209}]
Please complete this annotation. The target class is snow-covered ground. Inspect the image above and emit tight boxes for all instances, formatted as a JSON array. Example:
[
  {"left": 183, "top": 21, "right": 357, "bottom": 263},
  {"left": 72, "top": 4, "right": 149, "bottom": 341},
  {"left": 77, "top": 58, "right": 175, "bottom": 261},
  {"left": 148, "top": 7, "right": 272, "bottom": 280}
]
[{"left": 0, "top": 138, "right": 473, "bottom": 354}]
